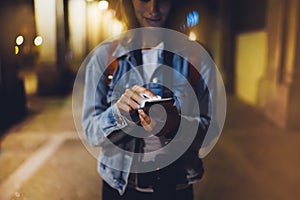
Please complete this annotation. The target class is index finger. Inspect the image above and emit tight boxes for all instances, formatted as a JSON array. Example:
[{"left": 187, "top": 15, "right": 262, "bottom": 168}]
[{"left": 132, "top": 85, "right": 158, "bottom": 98}]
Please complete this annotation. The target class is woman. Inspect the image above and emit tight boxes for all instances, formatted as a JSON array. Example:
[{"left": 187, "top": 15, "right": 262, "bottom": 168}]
[{"left": 82, "top": 0, "right": 213, "bottom": 199}]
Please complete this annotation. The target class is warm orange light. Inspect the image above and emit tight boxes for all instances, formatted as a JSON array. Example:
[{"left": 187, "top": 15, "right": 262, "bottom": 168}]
[
  {"left": 15, "top": 46, "right": 20, "bottom": 55},
  {"left": 112, "top": 21, "right": 124, "bottom": 34},
  {"left": 107, "top": 9, "right": 116, "bottom": 18},
  {"left": 188, "top": 31, "right": 197, "bottom": 41}
]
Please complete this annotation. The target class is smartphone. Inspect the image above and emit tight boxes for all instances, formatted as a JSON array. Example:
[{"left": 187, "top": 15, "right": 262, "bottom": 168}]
[
  {"left": 129, "top": 97, "right": 175, "bottom": 124},
  {"left": 142, "top": 97, "right": 175, "bottom": 114}
]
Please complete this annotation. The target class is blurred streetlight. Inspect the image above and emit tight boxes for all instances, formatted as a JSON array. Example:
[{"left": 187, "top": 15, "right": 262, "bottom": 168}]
[
  {"left": 34, "top": 36, "right": 43, "bottom": 46},
  {"left": 16, "top": 35, "right": 24, "bottom": 45},
  {"left": 15, "top": 46, "right": 20, "bottom": 55},
  {"left": 98, "top": 0, "right": 109, "bottom": 10},
  {"left": 189, "top": 31, "right": 197, "bottom": 41}
]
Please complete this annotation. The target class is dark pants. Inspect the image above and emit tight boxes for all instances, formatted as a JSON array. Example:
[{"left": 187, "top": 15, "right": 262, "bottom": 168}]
[{"left": 102, "top": 181, "right": 194, "bottom": 200}]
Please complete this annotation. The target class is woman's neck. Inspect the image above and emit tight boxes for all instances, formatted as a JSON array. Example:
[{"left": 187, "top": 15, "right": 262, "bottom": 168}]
[{"left": 141, "top": 30, "right": 164, "bottom": 49}]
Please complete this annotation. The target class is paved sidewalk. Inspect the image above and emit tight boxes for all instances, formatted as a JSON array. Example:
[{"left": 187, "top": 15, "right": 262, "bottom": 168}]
[
  {"left": 196, "top": 97, "right": 300, "bottom": 200},
  {"left": 0, "top": 95, "right": 299, "bottom": 200},
  {"left": 0, "top": 95, "right": 102, "bottom": 200}
]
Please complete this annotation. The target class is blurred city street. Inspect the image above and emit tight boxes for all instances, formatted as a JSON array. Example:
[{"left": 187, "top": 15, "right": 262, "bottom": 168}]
[
  {"left": 1, "top": 0, "right": 300, "bottom": 199},
  {"left": 0, "top": 94, "right": 299, "bottom": 200}
]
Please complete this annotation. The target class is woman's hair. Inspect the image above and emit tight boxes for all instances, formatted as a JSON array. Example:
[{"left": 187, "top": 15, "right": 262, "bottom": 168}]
[{"left": 116, "top": 0, "right": 139, "bottom": 29}]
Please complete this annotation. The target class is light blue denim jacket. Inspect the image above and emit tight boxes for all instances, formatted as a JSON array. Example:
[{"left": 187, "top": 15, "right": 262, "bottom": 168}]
[{"left": 82, "top": 41, "right": 212, "bottom": 195}]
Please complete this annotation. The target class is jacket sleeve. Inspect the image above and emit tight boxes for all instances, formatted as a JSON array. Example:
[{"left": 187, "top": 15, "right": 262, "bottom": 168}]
[
  {"left": 180, "top": 76, "right": 211, "bottom": 152},
  {"left": 82, "top": 45, "right": 134, "bottom": 147},
  {"left": 178, "top": 59, "right": 220, "bottom": 153}
]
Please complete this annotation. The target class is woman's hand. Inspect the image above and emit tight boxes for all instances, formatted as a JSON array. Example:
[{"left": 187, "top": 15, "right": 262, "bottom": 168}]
[
  {"left": 139, "top": 104, "right": 180, "bottom": 136},
  {"left": 116, "top": 85, "right": 158, "bottom": 120},
  {"left": 138, "top": 109, "right": 158, "bottom": 132},
  {"left": 116, "top": 85, "right": 179, "bottom": 135}
]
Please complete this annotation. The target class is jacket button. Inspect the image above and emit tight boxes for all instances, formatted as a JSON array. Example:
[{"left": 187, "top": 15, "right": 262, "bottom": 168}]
[{"left": 152, "top": 77, "right": 159, "bottom": 83}]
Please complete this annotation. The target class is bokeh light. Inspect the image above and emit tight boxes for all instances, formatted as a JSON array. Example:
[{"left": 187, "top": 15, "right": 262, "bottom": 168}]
[
  {"left": 189, "top": 31, "right": 197, "bottom": 41},
  {"left": 34, "top": 36, "right": 43, "bottom": 46},
  {"left": 16, "top": 35, "right": 24, "bottom": 45},
  {"left": 98, "top": 0, "right": 108, "bottom": 10},
  {"left": 187, "top": 11, "right": 199, "bottom": 27},
  {"left": 15, "top": 46, "right": 20, "bottom": 55}
]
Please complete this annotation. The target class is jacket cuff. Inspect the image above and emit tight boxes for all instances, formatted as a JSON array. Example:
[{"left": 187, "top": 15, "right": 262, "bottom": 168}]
[{"left": 110, "top": 104, "right": 136, "bottom": 133}]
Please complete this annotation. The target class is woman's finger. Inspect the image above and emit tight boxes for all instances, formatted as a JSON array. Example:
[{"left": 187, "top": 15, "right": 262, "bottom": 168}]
[
  {"left": 132, "top": 85, "right": 158, "bottom": 99},
  {"left": 123, "top": 92, "right": 140, "bottom": 110},
  {"left": 139, "top": 110, "right": 158, "bottom": 132},
  {"left": 139, "top": 114, "right": 152, "bottom": 132},
  {"left": 124, "top": 88, "right": 146, "bottom": 107}
]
